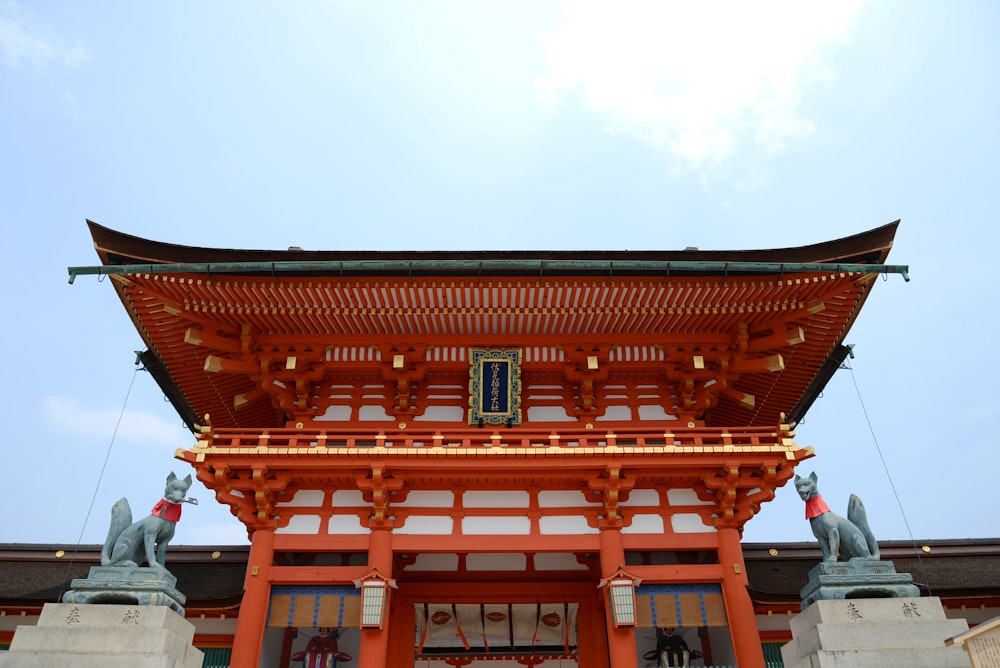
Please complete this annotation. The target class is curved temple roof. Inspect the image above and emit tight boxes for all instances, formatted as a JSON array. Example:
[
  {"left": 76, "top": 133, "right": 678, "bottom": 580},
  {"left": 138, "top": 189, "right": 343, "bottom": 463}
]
[
  {"left": 72, "top": 221, "right": 904, "bottom": 432},
  {"left": 79, "top": 219, "right": 903, "bottom": 279}
]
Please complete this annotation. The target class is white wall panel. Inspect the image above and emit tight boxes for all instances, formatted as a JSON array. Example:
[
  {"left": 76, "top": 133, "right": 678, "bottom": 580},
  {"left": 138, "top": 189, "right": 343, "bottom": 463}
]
[
  {"left": 671, "top": 513, "right": 716, "bottom": 533},
  {"left": 395, "top": 516, "right": 454, "bottom": 535},
  {"left": 463, "top": 491, "right": 529, "bottom": 508},
  {"left": 538, "top": 515, "right": 599, "bottom": 535},
  {"left": 276, "top": 490, "right": 325, "bottom": 507},
  {"left": 621, "top": 514, "right": 664, "bottom": 534},
  {"left": 462, "top": 516, "right": 531, "bottom": 535},
  {"left": 276, "top": 515, "right": 321, "bottom": 535}
]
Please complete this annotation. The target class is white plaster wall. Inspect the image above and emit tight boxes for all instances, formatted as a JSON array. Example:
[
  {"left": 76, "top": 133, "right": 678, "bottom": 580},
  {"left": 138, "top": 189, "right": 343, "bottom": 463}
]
[
  {"left": 276, "top": 490, "right": 325, "bottom": 507},
  {"left": 276, "top": 515, "right": 321, "bottom": 534},
  {"left": 537, "top": 490, "right": 600, "bottom": 507},
  {"left": 668, "top": 488, "right": 713, "bottom": 506},
  {"left": 620, "top": 489, "right": 660, "bottom": 506},
  {"left": 595, "top": 405, "right": 631, "bottom": 421},
  {"left": 638, "top": 404, "right": 677, "bottom": 420},
  {"left": 533, "top": 553, "right": 589, "bottom": 571},
  {"left": 328, "top": 514, "right": 370, "bottom": 534},
  {"left": 394, "top": 516, "right": 454, "bottom": 535},
  {"left": 621, "top": 514, "right": 664, "bottom": 534},
  {"left": 462, "top": 516, "right": 531, "bottom": 535},
  {"left": 671, "top": 513, "right": 716, "bottom": 533},
  {"left": 358, "top": 405, "right": 393, "bottom": 421},
  {"left": 526, "top": 405, "right": 575, "bottom": 421},
  {"left": 405, "top": 553, "right": 460, "bottom": 571},
  {"left": 466, "top": 553, "right": 527, "bottom": 571},
  {"left": 462, "top": 491, "right": 529, "bottom": 508},
  {"left": 315, "top": 404, "right": 352, "bottom": 421},
  {"left": 413, "top": 406, "right": 464, "bottom": 422},
  {"left": 538, "top": 515, "right": 599, "bottom": 535},
  {"left": 394, "top": 491, "right": 454, "bottom": 508},
  {"left": 330, "top": 490, "right": 366, "bottom": 507}
]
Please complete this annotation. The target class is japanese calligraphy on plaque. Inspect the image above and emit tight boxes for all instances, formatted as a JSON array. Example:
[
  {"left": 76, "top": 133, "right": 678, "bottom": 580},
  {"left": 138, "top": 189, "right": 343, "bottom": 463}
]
[{"left": 468, "top": 349, "right": 522, "bottom": 425}]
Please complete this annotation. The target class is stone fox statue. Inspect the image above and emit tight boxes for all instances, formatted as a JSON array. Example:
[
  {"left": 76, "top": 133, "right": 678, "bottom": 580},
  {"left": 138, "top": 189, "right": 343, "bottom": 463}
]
[
  {"left": 101, "top": 472, "right": 194, "bottom": 570},
  {"left": 794, "top": 472, "right": 879, "bottom": 562}
]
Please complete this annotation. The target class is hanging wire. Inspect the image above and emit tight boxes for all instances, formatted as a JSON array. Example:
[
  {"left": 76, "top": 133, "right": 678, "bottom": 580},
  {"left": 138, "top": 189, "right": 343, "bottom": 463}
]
[
  {"left": 843, "top": 358, "right": 933, "bottom": 595},
  {"left": 59, "top": 362, "right": 142, "bottom": 600}
]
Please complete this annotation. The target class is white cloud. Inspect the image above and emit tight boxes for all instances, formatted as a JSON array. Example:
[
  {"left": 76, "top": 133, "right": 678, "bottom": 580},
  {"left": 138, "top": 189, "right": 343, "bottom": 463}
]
[
  {"left": 537, "top": 1, "right": 866, "bottom": 173},
  {"left": 42, "top": 396, "right": 190, "bottom": 449},
  {"left": 0, "top": 2, "right": 91, "bottom": 68}
]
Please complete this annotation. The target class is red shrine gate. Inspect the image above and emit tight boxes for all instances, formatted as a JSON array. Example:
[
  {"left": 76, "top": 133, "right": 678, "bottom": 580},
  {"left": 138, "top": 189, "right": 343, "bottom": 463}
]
[{"left": 73, "top": 221, "right": 905, "bottom": 667}]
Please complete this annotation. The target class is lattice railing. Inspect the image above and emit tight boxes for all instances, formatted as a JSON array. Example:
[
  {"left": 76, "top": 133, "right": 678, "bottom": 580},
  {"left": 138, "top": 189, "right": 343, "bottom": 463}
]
[{"left": 195, "top": 424, "right": 795, "bottom": 452}]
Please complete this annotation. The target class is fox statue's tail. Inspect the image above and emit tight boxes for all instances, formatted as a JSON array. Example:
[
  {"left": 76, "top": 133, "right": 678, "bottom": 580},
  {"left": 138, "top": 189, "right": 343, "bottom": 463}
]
[
  {"left": 847, "top": 494, "right": 880, "bottom": 560},
  {"left": 101, "top": 497, "right": 132, "bottom": 566}
]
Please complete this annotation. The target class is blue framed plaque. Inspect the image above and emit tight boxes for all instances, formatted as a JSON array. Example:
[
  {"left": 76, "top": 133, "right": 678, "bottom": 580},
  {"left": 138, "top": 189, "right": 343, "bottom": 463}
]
[{"left": 468, "top": 349, "right": 522, "bottom": 425}]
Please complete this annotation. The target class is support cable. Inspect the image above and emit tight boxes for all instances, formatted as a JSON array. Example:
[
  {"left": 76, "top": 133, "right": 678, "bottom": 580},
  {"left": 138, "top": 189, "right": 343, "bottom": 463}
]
[
  {"left": 844, "top": 359, "right": 933, "bottom": 595},
  {"left": 59, "top": 362, "right": 142, "bottom": 600}
]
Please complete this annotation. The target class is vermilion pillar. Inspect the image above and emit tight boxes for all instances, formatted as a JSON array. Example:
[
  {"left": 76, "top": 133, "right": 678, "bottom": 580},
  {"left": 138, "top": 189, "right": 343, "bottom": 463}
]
[
  {"left": 599, "top": 527, "right": 639, "bottom": 668},
  {"left": 718, "top": 527, "right": 765, "bottom": 668},
  {"left": 386, "top": 589, "right": 416, "bottom": 668},
  {"left": 578, "top": 590, "right": 612, "bottom": 668},
  {"left": 359, "top": 528, "right": 394, "bottom": 666},
  {"left": 230, "top": 527, "right": 275, "bottom": 668}
]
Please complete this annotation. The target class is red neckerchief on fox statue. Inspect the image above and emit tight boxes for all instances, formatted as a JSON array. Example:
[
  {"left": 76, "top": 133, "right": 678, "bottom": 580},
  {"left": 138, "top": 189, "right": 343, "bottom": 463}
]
[
  {"left": 151, "top": 498, "right": 183, "bottom": 522},
  {"left": 805, "top": 495, "right": 831, "bottom": 519}
]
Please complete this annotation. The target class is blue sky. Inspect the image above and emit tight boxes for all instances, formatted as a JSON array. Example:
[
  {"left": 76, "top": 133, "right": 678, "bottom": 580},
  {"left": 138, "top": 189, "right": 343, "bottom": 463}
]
[{"left": 2, "top": 1, "right": 998, "bottom": 548}]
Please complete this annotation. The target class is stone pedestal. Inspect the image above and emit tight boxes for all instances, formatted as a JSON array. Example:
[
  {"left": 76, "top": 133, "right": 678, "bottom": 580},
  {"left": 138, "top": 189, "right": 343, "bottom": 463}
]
[
  {"left": 0, "top": 602, "right": 203, "bottom": 668},
  {"left": 781, "top": 597, "right": 970, "bottom": 668},
  {"left": 62, "top": 565, "right": 187, "bottom": 615},
  {"left": 800, "top": 559, "right": 920, "bottom": 608}
]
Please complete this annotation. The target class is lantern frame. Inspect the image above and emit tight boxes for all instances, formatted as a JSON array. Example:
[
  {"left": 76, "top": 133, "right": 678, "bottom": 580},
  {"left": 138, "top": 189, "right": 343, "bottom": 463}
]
[
  {"left": 353, "top": 568, "right": 397, "bottom": 630},
  {"left": 598, "top": 565, "right": 642, "bottom": 628}
]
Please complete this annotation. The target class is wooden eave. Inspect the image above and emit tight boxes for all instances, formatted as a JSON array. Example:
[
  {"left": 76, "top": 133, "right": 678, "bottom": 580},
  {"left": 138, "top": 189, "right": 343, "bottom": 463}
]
[
  {"left": 742, "top": 539, "right": 1000, "bottom": 606},
  {"left": 78, "top": 221, "right": 901, "bottom": 431},
  {"left": 86, "top": 220, "right": 898, "bottom": 269},
  {"left": 0, "top": 545, "right": 247, "bottom": 610}
]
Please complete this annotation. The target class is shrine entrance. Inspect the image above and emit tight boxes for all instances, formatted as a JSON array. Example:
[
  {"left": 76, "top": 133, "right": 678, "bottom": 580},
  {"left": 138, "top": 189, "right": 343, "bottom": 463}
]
[
  {"left": 399, "top": 581, "right": 600, "bottom": 667},
  {"left": 73, "top": 221, "right": 909, "bottom": 668}
]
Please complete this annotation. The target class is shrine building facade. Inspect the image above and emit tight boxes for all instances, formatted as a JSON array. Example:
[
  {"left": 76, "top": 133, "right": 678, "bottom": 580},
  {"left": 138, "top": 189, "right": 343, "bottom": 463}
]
[{"left": 65, "top": 220, "right": 908, "bottom": 667}]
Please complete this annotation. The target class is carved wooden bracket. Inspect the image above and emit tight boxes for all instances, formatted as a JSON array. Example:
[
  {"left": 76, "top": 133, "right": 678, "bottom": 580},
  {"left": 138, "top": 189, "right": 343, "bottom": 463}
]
[
  {"left": 195, "top": 324, "right": 332, "bottom": 424},
  {"left": 562, "top": 344, "right": 613, "bottom": 419},
  {"left": 661, "top": 321, "right": 800, "bottom": 423},
  {"left": 356, "top": 464, "right": 406, "bottom": 529},
  {"left": 378, "top": 344, "right": 428, "bottom": 421},
  {"left": 193, "top": 462, "right": 293, "bottom": 531},
  {"left": 586, "top": 465, "right": 635, "bottom": 527},
  {"left": 700, "top": 457, "right": 794, "bottom": 530}
]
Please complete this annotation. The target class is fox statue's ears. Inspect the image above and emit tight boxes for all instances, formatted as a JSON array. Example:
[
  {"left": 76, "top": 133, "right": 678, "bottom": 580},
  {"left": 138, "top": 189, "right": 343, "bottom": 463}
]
[
  {"left": 794, "top": 471, "right": 819, "bottom": 483},
  {"left": 166, "top": 472, "right": 193, "bottom": 485}
]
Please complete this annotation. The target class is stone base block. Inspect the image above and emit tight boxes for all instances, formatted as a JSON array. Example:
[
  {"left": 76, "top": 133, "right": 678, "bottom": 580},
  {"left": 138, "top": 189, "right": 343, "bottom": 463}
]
[
  {"left": 62, "top": 566, "right": 187, "bottom": 615},
  {"left": 800, "top": 559, "right": 920, "bottom": 609},
  {"left": 782, "top": 597, "right": 970, "bottom": 668},
  {"left": 0, "top": 603, "right": 203, "bottom": 668}
]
